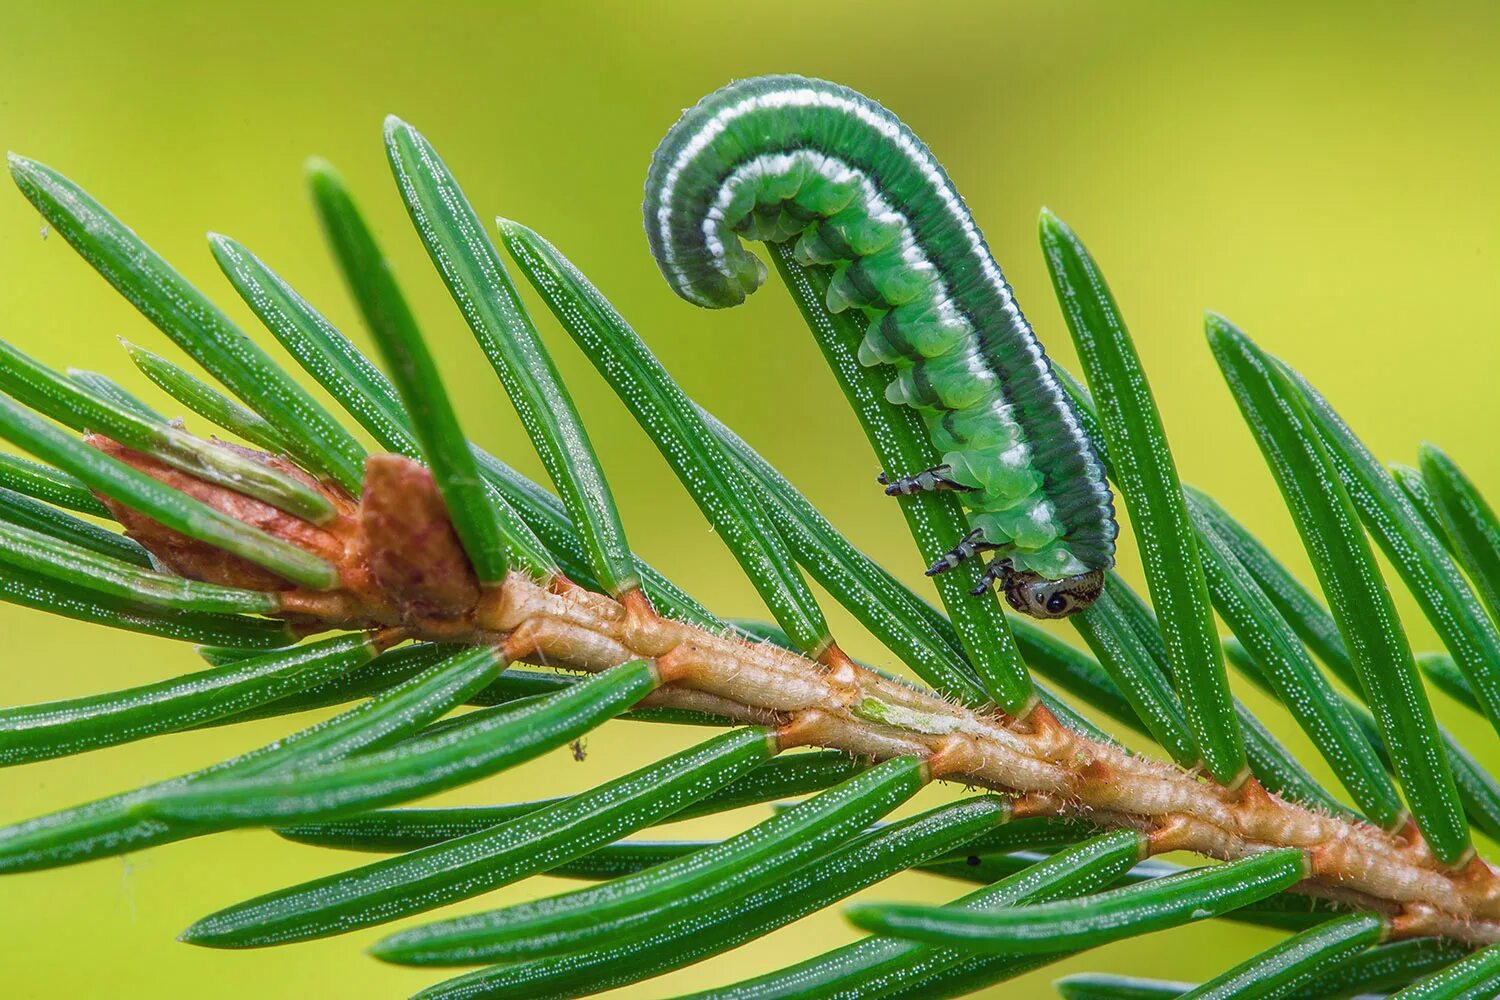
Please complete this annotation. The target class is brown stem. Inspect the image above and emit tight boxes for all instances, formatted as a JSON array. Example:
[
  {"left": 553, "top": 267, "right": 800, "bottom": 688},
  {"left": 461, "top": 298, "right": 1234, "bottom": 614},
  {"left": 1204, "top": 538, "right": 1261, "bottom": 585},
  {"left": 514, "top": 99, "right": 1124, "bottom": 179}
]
[
  {"left": 475, "top": 569, "right": 1500, "bottom": 946},
  {"left": 83, "top": 445, "right": 1500, "bottom": 943}
]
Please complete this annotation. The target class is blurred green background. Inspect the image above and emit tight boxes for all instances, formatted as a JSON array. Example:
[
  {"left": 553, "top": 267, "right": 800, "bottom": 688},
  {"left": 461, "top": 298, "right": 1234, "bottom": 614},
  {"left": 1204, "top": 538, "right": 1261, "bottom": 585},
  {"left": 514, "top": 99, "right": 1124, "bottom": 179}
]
[{"left": 2, "top": 1, "right": 1498, "bottom": 996}]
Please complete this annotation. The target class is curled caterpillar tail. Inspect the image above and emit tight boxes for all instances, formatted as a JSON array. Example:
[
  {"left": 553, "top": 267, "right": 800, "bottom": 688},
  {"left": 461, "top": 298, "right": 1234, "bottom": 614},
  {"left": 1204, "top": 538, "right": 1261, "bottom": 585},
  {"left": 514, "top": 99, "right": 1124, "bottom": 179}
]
[{"left": 644, "top": 75, "right": 1117, "bottom": 618}]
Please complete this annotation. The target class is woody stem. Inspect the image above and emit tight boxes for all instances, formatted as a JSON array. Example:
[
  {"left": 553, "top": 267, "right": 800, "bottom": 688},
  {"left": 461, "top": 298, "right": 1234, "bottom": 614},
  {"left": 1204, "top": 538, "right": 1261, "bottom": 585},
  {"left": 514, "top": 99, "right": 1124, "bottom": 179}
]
[{"left": 475, "top": 569, "right": 1500, "bottom": 946}]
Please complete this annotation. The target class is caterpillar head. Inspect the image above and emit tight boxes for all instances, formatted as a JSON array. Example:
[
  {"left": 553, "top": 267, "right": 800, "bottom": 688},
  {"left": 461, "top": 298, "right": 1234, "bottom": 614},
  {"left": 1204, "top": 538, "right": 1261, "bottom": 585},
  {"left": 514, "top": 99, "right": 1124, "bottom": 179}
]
[{"left": 1003, "top": 569, "right": 1105, "bottom": 620}]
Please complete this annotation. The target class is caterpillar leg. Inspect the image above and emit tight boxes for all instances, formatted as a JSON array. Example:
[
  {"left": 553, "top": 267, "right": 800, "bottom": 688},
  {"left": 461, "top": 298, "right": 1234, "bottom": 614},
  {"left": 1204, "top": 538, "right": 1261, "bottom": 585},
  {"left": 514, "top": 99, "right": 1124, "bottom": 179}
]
[
  {"left": 926, "top": 528, "right": 995, "bottom": 577},
  {"left": 878, "top": 464, "right": 975, "bottom": 497},
  {"left": 969, "top": 556, "right": 1015, "bottom": 597}
]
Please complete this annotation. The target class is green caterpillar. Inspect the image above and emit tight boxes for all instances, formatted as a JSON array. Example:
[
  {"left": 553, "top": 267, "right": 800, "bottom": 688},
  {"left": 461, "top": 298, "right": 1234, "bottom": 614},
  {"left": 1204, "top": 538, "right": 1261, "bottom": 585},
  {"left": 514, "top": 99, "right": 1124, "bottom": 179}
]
[{"left": 644, "top": 75, "right": 1115, "bottom": 619}]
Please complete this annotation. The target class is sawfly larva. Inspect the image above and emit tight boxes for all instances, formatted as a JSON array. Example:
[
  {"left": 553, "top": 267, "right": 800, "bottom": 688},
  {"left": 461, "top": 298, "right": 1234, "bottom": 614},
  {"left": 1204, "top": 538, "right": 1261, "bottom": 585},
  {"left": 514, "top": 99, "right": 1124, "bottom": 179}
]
[{"left": 644, "top": 75, "right": 1115, "bottom": 619}]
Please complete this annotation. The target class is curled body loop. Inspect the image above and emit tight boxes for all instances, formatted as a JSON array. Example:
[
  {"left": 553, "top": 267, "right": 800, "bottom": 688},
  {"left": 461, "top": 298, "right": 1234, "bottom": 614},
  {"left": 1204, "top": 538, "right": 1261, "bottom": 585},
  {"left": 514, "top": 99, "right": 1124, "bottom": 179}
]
[{"left": 643, "top": 74, "right": 1116, "bottom": 617}]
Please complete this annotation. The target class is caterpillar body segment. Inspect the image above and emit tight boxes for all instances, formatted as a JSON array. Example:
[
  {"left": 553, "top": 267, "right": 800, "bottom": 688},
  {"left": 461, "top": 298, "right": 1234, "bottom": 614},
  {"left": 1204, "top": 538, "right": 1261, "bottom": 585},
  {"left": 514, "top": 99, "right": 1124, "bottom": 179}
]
[{"left": 644, "top": 74, "right": 1116, "bottom": 618}]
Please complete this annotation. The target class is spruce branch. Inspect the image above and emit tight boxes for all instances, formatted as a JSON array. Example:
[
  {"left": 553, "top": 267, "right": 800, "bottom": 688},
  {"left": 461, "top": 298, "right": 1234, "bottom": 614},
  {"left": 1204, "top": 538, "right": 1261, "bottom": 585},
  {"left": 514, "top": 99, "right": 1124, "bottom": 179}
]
[
  {"left": 63, "top": 437, "right": 1500, "bottom": 946},
  {"left": 3, "top": 114, "right": 1498, "bottom": 998}
]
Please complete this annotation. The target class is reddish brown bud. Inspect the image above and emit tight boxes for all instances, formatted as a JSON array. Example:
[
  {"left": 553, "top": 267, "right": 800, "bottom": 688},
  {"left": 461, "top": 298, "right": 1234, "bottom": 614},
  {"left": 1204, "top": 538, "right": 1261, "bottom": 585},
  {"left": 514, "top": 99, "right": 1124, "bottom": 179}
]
[
  {"left": 90, "top": 436, "right": 362, "bottom": 592},
  {"left": 87, "top": 438, "right": 491, "bottom": 639},
  {"left": 360, "top": 454, "right": 480, "bottom": 625}
]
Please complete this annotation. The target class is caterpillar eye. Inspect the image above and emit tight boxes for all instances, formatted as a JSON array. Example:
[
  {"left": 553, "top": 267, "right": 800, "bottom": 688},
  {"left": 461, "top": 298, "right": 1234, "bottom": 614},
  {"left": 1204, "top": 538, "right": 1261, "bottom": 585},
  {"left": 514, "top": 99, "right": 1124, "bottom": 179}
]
[{"left": 1004, "top": 570, "right": 1105, "bottom": 619}]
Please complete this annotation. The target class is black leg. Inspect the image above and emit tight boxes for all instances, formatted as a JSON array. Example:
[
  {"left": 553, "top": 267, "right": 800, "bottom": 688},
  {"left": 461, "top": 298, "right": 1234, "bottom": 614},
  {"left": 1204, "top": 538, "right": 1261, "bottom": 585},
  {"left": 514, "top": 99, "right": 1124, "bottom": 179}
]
[
  {"left": 878, "top": 464, "right": 975, "bottom": 497},
  {"left": 926, "top": 528, "right": 992, "bottom": 576},
  {"left": 969, "top": 556, "right": 1013, "bottom": 596}
]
